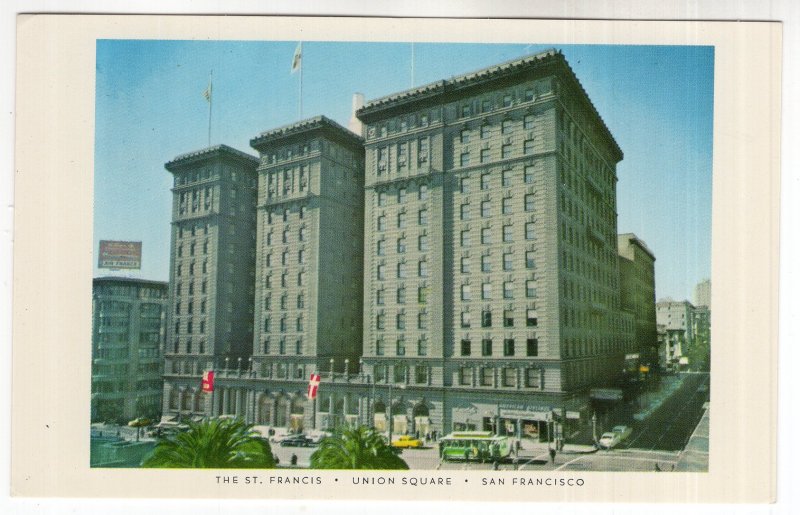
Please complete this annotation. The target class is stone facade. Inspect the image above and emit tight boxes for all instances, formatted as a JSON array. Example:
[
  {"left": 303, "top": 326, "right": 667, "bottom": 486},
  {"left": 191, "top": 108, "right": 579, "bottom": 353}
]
[
  {"left": 92, "top": 277, "right": 167, "bottom": 423},
  {"left": 161, "top": 145, "right": 259, "bottom": 421},
  {"left": 618, "top": 233, "right": 658, "bottom": 364}
]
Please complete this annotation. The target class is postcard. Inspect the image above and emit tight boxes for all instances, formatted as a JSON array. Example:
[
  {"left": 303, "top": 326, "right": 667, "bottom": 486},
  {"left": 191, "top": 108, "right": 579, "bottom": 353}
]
[{"left": 11, "top": 15, "right": 780, "bottom": 502}]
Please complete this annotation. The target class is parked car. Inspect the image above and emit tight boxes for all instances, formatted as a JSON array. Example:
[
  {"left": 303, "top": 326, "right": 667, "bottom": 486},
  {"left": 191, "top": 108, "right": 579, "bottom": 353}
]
[
  {"left": 391, "top": 435, "right": 424, "bottom": 448},
  {"left": 279, "top": 435, "right": 315, "bottom": 447},
  {"left": 612, "top": 425, "right": 632, "bottom": 441},
  {"left": 598, "top": 432, "right": 621, "bottom": 449}
]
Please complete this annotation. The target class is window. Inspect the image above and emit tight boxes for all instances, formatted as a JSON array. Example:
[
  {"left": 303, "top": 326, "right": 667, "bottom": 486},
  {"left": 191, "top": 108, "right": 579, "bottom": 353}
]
[
  {"left": 502, "top": 367, "right": 516, "bottom": 387},
  {"left": 482, "top": 283, "right": 492, "bottom": 300},
  {"left": 418, "top": 286, "right": 428, "bottom": 304},
  {"left": 377, "top": 264, "right": 386, "bottom": 280},
  {"left": 418, "top": 209, "right": 428, "bottom": 225},
  {"left": 415, "top": 366, "right": 428, "bottom": 384},
  {"left": 297, "top": 294, "right": 304, "bottom": 308},
  {"left": 503, "top": 94, "right": 512, "bottom": 107},
  {"left": 461, "top": 284, "right": 471, "bottom": 301},
  {"left": 502, "top": 119, "right": 513, "bottom": 134},
  {"left": 280, "top": 317, "right": 287, "bottom": 333},
  {"left": 525, "top": 368, "right": 540, "bottom": 388},
  {"left": 460, "top": 177, "right": 470, "bottom": 193},
  {"left": 418, "top": 138, "right": 429, "bottom": 163},
  {"left": 418, "top": 260, "right": 428, "bottom": 277},
  {"left": 296, "top": 316, "right": 304, "bottom": 331},
  {"left": 396, "top": 286, "right": 406, "bottom": 304},
  {"left": 418, "top": 235, "right": 429, "bottom": 252},
  {"left": 501, "top": 144, "right": 512, "bottom": 159},
  {"left": 503, "top": 252, "right": 513, "bottom": 271},
  {"left": 504, "top": 309, "right": 514, "bottom": 327},
  {"left": 481, "top": 125, "right": 490, "bottom": 139},
  {"left": 481, "top": 200, "right": 491, "bottom": 218},
  {"left": 460, "top": 339, "right": 472, "bottom": 356},
  {"left": 461, "top": 311, "right": 471, "bottom": 328},
  {"left": 376, "top": 339, "right": 385, "bottom": 356},
  {"left": 377, "top": 216, "right": 386, "bottom": 231},
  {"left": 300, "top": 206, "right": 306, "bottom": 219},
  {"left": 397, "top": 262, "right": 407, "bottom": 278},
  {"left": 280, "top": 295, "right": 287, "bottom": 310},
  {"left": 481, "top": 255, "right": 491, "bottom": 273},
  {"left": 396, "top": 339, "right": 406, "bottom": 356},
  {"left": 526, "top": 251, "right": 536, "bottom": 269},
  {"left": 397, "top": 212, "right": 407, "bottom": 229},
  {"left": 459, "top": 367, "right": 472, "bottom": 385},
  {"left": 526, "top": 281, "right": 537, "bottom": 298},
  {"left": 397, "top": 237, "right": 407, "bottom": 253},
  {"left": 376, "top": 313, "right": 386, "bottom": 330},
  {"left": 526, "top": 338, "right": 539, "bottom": 357},
  {"left": 482, "top": 99, "right": 492, "bottom": 112},
  {"left": 394, "top": 364, "right": 407, "bottom": 383},
  {"left": 504, "top": 338, "right": 515, "bottom": 357},
  {"left": 525, "top": 194, "right": 535, "bottom": 212},
  {"left": 462, "top": 104, "right": 472, "bottom": 117},
  {"left": 482, "top": 339, "right": 493, "bottom": 357},
  {"left": 480, "top": 367, "right": 493, "bottom": 386},
  {"left": 524, "top": 165, "right": 534, "bottom": 184},
  {"left": 525, "top": 222, "right": 536, "bottom": 240},
  {"left": 298, "top": 249, "right": 305, "bottom": 264},
  {"left": 283, "top": 209, "right": 289, "bottom": 222},
  {"left": 419, "top": 184, "right": 428, "bottom": 200},
  {"left": 503, "top": 281, "right": 513, "bottom": 299},
  {"left": 524, "top": 139, "right": 535, "bottom": 155},
  {"left": 480, "top": 148, "right": 490, "bottom": 164},
  {"left": 398, "top": 187, "right": 407, "bottom": 203},
  {"left": 460, "top": 130, "right": 470, "bottom": 144},
  {"left": 481, "top": 173, "right": 490, "bottom": 190},
  {"left": 460, "top": 152, "right": 470, "bottom": 167},
  {"left": 377, "top": 239, "right": 385, "bottom": 256},
  {"left": 460, "top": 230, "right": 470, "bottom": 247},
  {"left": 281, "top": 273, "right": 287, "bottom": 288},
  {"left": 376, "top": 289, "right": 385, "bottom": 305},
  {"left": 481, "top": 310, "right": 492, "bottom": 328},
  {"left": 378, "top": 192, "right": 387, "bottom": 206},
  {"left": 524, "top": 114, "right": 535, "bottom": 130},
  {"left": 461, "top": 256, "right": 470, "bottom": 274},
  {"left": 527, "top": 309, "right": 538, "bottom": 327},
  {"left": 503, "top": 225, "right": 513, "bottom": 243},
  {"left": 460, "top": 204, "right": 470, "bottom": 220},
  {"left": 502, "top": 170, "right": 512, "bottom": 188},
  {"left": 283, "top": 230, "right": 289, "bottom": 243},
  {"left": 299, "top": 227, "right": 306, "bottom": 241},
  {"left": 481, "top": 228, "right": 492, "bottom": 244},
  {"left": 282, "top": 250, "right": 288, "bottom": 266},
  {"left": 418, "top": 312, "right": 427, "bottom": 330}
]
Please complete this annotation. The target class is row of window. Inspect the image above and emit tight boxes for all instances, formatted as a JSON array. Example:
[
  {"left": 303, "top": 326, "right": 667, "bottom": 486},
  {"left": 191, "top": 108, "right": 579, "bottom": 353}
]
[
  {"left": 459, "top": 281, "right": 538, "bottom": 301},
  {"left": 458, "top": 224, "right": 537, "bottom": 246},
  {"left": 175, "top": 299, "right": 207, "bottom": 315},
  {"left": 459, "top": 164, "right": 539, "bottom": 193},
  {"left": 374, "top": 339, "right": 429, "bottom": 357},
  {"left": 266, "top": 226, "right": 307, "bottom": 245},
  {"left": 458, "top": 114, "right": 537, "bottom": 144},
  {"left": 374, "top": 312, "right": 429, "bottom": 331},
  {"left": 261, "top": 337, "right": 304, "bottom": 355},
  {"left": 459, "top": 337, "right": 538, "bottom": 357},
  {"left": 266, "top": 205, "right": 308, "bottom": 224},
  {"left": 172, "top": 339, "right": 206, "bottom": 354},
  {"left": 460, "top": 309, "right": 538, "bottom": 329},
  {"left": 457, "top": 365, "right": 542, "bottom": 388},
  {"left": 459, "top": 139, "right": 535, "bottom": 166},
  {"left": 262, "top": 316, "right": 305, "bottom": 334},
  {"left": 377, "top": 234, "right": 430, "bottom": 255},
  {"left": 458, "top": 194, "right": 535, "bottom": 219},
  {"left": 377, "top": 184, "right": 429, "bottom": 206},
  {"left": 263, "top": 293, "right": 305, "bottom": 311},
  {"left": 174, "top": 319, "right": 207, "bottom": 335},
  {"left": 265, "top": 249, "right": 307, "bottom": 267},
  {"left": 264, "top": 271, "right": 306, "bottom": 288}
]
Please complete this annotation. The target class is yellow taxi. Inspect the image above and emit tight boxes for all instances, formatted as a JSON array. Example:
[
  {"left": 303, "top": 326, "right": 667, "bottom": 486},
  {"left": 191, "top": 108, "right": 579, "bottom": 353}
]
[{"left": 391, "top": 435, "right": 424, "bottom": 448}]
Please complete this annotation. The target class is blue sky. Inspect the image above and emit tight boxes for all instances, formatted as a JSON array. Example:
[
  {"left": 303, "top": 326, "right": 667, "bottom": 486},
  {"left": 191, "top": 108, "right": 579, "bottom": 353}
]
[{"left": 94, "top": 41, "right": 713, "bottom": 302}]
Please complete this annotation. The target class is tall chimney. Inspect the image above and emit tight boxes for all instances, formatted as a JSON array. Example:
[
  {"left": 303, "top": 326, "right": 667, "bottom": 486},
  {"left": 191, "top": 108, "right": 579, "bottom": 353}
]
[{"left": 348, "top": 92, "right": 365, "bottom": 137}]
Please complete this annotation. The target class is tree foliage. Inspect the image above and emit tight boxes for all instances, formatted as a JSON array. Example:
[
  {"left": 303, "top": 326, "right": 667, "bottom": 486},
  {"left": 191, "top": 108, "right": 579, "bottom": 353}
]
[
  {"left": 143, "top": 418, "right": 275, "bottom": 469},
  {"left": 310, "top": 426, "right": 409, "bottom": 470}
]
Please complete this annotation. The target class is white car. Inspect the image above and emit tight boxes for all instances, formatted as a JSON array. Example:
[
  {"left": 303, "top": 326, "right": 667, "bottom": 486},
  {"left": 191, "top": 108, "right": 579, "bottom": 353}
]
[
  {"left": 612, "top": 425, "right": 632, "bottom": 441},
  {"left": 598, "top": 432, "right": 621, "bottom": 449}
]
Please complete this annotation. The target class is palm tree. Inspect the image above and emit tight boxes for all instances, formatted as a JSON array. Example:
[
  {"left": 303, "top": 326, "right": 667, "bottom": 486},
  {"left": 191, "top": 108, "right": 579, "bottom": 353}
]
[
  {"left": 143, "top": 417, "right": 275, "bottom": 469},
  {"left": 310, "top": 426, "right": 409, "bottom": 469}
]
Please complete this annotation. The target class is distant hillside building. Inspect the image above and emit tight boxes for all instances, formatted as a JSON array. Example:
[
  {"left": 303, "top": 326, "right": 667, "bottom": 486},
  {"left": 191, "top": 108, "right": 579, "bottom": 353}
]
[
  {"left": 161, "top": 145, "right": 259, "bottom": 421},
  {"left": 92, "top": 277, "right": 167, "bottom": 423},
  {"left": 656, "top": 299, "right": 695, "bottom": 369},
  {"left": 617, "top": 233, "right": 657, "bottom": 365}
]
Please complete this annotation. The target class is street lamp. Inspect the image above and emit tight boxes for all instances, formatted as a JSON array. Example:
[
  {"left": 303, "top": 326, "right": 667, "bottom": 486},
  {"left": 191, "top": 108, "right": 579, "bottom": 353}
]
[
  {"left": 329, "top": 358, "right": 335, "bottom": 378},
  {"left": 344, "top": 359, "right": 350, "bottom": 377},
  {"left": 591, "top": 412, "right": 597, "bottom": 443}
]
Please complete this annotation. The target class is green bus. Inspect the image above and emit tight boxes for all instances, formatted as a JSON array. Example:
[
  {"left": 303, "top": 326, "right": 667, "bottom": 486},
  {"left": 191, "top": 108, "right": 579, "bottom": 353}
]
[{"left": 439, "top": 431, "right": 512, "bottom": 462}]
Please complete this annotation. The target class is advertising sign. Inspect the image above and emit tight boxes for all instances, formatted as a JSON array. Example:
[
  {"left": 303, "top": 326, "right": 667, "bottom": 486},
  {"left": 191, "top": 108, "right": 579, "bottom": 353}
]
[{"left": 98, "top": 240, "right": 142, "bottom": 269}]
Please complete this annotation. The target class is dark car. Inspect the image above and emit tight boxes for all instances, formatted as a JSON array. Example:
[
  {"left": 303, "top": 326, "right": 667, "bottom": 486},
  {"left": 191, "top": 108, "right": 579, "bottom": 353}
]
[{"left": 279, "top": 435, "right": 315, "bottom": 447}]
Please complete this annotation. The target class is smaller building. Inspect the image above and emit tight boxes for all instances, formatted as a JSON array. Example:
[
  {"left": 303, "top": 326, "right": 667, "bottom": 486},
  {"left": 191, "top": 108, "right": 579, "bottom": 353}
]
[
  {"left": 617, "top": 233, "right": 657, "bottom": 366},
  {"left": 92, "top": 277, "right": 168, "bottom": 423},
  {"left": 656, "top": 299, "right": 695, "bottom": 370},
  {"left": 694, "top": 278, "right": 711, "bottom": 308}
]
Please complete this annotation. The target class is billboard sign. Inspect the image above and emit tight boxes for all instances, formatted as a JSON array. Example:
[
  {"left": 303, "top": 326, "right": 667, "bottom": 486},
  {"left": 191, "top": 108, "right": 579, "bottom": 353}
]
[{"left": 98, "top": 240, "right": 142, "bottom": 269}]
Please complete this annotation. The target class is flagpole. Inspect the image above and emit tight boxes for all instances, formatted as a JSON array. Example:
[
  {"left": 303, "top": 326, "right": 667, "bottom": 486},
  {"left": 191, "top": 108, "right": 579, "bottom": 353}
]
[
  {"left": 207, "top": 70, "right": 213, "bottom": 147},
  {"left": 411, "top": 42, "right": 415, "bottom": 88},
  {"left": 299, "top": 43, "right": 304, "bottom": 120}
]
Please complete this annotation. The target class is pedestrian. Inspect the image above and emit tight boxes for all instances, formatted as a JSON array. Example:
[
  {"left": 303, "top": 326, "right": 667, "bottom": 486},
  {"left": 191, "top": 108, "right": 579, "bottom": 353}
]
[
  {"left": 514, "top": 439, "right": 521, "bottom": 456},
  {"left": 549, "top": 447, "right": 556, "bottom": 464},
  {"left": 493, "top": 460, "right": 499, "bottom": 471}
]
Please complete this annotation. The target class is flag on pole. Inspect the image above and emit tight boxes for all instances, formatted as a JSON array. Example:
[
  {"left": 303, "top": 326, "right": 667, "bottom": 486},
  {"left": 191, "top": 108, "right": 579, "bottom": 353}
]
[
  {"left": 307, "top": 373, "right": 321, "bottom": 400},
  {"left": 201, "top": 370, "right": 215, "bottom": 392},
  {"left": 203, "top": 81, "right": 212, "bottom": 103},
  {"left": 291, "top": 42, "right": 303, "bottom": 74}
]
